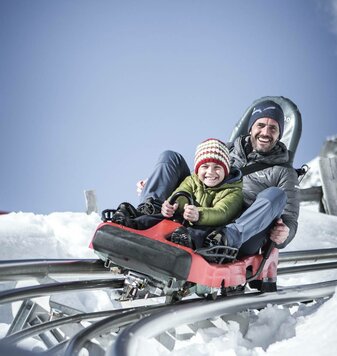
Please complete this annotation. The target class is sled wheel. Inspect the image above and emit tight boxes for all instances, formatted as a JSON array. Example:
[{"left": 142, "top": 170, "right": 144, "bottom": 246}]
[
  {"left": 206, "top": 291, "right": 218, "bottom": 300},
  {"left": 165, "top": 291, "right": 183, "bottom": 304}
]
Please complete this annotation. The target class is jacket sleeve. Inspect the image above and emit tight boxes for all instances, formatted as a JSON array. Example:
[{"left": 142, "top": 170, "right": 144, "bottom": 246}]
[
  {"left": 196, "top": 188, "right": 243, "bottom": 226},
  {"left": 274, "top": 166, "right": 300, "bottom": 248}
]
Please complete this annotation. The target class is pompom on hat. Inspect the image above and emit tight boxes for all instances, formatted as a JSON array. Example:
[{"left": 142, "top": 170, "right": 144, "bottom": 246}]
[
  {"left": 194, "top": 138, "right": 230, "bottom": 176},
  {"left": 248, "top": 100, "right": 285, "bottom": 138}
]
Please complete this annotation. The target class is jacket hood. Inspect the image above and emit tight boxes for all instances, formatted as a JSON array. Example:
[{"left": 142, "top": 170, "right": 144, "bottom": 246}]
[{"left": 223, "top": 166, "right": 242, "bottom": 184}]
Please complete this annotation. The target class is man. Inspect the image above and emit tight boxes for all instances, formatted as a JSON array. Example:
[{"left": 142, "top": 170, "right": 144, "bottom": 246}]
[{"left": 136, "top": 100, "right": 300, "bottom": 257}]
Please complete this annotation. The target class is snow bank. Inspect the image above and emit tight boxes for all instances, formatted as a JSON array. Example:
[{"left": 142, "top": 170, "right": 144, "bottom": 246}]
[{"left": 0, "top": 212, "right": 100, "bottom": 259}]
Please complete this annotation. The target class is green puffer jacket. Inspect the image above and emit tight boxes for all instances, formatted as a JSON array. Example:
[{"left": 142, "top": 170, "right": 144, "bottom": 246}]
[{"left": 169, "top": 167, "right": 243, "bottom": 226}]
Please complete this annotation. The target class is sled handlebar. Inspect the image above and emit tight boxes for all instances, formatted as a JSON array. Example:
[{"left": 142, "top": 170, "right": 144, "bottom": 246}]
[
  {"left": 168, "top": 191, "right": 194, "bottom": 206},
  {"left": 168, "top": 191, "right": 195, "bottom": 227}
]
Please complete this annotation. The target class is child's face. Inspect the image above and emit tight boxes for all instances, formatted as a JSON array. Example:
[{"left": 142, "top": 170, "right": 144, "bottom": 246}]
[{"left": 197, "top": 162, "right": 225, "bottom": 187}]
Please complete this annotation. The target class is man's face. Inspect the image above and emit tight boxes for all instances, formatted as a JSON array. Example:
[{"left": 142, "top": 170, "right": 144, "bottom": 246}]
[{"left": 250, "top": 118, "right": 280, "bottom": 153}]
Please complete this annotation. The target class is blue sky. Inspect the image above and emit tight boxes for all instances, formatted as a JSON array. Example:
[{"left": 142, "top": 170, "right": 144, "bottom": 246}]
[{"left": 1, "top": 0, "right": 337, "bottom": 214}]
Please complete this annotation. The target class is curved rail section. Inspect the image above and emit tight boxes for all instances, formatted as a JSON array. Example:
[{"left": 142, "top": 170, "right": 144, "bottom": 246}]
[
  {"left": 0, "top": 278, "right": 124, "bottom": 305},
  {"left": 0, "top": 248, "right": 336, "bottom": 355},
  {"left": 1, "top": 280, "right": 336, "bottom": 356},
  {"left": 111, "top": 280, "right": 337, "bottom": 356}
]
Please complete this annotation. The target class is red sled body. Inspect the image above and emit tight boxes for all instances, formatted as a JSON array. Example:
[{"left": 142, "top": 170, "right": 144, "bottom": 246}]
[{"left": 90, "top": 219, "right": 278, "bottom": 301}]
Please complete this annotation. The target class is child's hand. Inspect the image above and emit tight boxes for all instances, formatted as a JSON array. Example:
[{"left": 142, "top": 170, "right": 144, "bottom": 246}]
[
  {"left": 183, "top": 204, "right": 199, "bottom": 222},
  {"left": 161, "top": 200, "right": 178, "bottom": 218}
]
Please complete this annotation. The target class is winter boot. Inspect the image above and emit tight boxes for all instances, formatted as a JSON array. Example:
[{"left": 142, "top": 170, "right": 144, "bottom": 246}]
[
  {"left": 137, "top": 197, "right": 162, "bottom": 215},
  {"left": 197, "top": 228, "right": 238, "bottom": 264},
  {"left": 110, "top": 202, "right": 138, "bottom": 228},
  {"left": 169, "top": 226, "right": 195, "bottom": 249}
]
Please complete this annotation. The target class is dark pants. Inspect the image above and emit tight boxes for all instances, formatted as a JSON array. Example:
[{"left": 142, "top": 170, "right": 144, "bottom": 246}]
[
  {"left": 139, "top": 151, "right": 287, "bottom": 255},
  {"left": 133, "top": 213, "right": 213, "bottom": 249}
]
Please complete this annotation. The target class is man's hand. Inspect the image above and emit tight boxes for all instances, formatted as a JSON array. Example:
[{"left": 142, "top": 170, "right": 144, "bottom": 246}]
[
  {"left": 270, "top": 218, "right": 289, "bottom": 245},
  {"left": 183, "top": 204, "right": 199, "bottom": 223},
  {"left": 161, "top": 200, "right": 178, "bottom": 218}
]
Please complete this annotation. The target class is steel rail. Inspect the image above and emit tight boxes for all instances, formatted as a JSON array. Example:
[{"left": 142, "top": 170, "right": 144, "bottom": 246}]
[
  {"left": 0, "top": 248, "right": 337, "bottom": 281},
  {"left": 62, "top": 309, "right": 159, "bottom": 355},
  {"left": 0, "top": 248, "right": 335, "bottom": 355},
  {"left": 0, "top": 249, "right": 335, "bottom": 308},
  {"left": 47, "top": 308, "right": 164, "bottom": 356},
  {"left": 0, "top": 278, "right": 124, "bottom": 305},
  {"left": 4, "top": 255, "right": 337, "bottom": 349},
  {"left": 1, "top": 300, "right": 197, "bottom": 349},
  {"left": 0, "top": 249, "right": 335, "bottom": 307},
  {"left": 3, "top": 257, "right": 336, "bottom": 351},
  {"left": 63, "top": 299, "right": 200, "bottom": 356},
  {"left": 278, "top": 248, "right": 337, "bottom": 264},
  {"left": 278, "top": 261, "right": 337, "bottom": 275},
  {"left": 0, "top": 247, "right": 337, "bottom": 281},
  {"left": 111, "top": 279, "right": 337, "bottom": 356},
  {"left": 63, "top": 280, "right": 337, "bottom": 356},
  {"left": 0, "top": 306, "right": 139, "bottom": 345},
  {"left": 0, "top": 270, "right": 336, "bottom": 355},
  {"left": 0, "top": 259, "right": 108, "bottom": 281}
]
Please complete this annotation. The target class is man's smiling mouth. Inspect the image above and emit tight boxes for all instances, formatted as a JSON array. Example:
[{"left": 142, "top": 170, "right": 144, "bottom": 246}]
[{"left": 257, "top": 136, "right": 272, "bottom": 143}]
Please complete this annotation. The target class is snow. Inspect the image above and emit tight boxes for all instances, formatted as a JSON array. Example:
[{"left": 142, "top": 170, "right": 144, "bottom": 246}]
[
  {"left": 0, "top": 197, "right": 337, "bottom": 353},
  {"left": 0, "top": 212, "right": 100, "bottom": 260}
]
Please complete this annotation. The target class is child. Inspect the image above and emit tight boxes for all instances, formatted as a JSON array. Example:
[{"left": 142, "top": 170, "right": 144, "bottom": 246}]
[
  {"left": 160, "top": 138, "right": 243, "bottom": 248},
  {"left": 107, "top": 138, "right": 243, "bottom": 250}
]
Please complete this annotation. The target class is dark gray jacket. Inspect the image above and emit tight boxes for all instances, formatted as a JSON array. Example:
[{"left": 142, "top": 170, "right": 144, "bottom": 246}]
[{"left": 229, "top": 135, "right": 300, "bottom": 248}]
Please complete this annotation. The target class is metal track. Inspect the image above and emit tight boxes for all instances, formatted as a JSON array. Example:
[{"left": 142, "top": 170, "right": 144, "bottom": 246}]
[
  {"left": 4, "top": 280, "right": 335, "bottom": 356},
  {"left": 0, "top": 258, "right": 108, "bottom": 281},
  {"left": 278, "top": 248, "right": 337, "bottom": 263},
  {"left": 0, "top": 247, "right": 336, "bottom": 355},
  {"left": 111, "top": 279, "right": 337, "bottom": 356},
  {"left": 0, "top": 278, "right": 124, "bottom": 305},
  {"left": 1, "top": 247, "right": 337, "bottom": 281}
]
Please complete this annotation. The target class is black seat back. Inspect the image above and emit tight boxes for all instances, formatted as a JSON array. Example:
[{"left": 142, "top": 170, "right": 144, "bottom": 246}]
[{"left": 229, "top": 96, "right": 302, "bottom": 164}]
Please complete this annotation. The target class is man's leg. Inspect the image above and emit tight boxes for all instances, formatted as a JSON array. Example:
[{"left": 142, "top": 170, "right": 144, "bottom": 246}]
[
  {"left": 237, "top": 225, "right": 273, "bottom": 256},
  {"left": 225, "top": 187, "right": 287, "bottom": 254},
  {"left": 139, "top": 150, "right": 191, "bottom": 204},
  {"left": 110, "top": 151, "right": 190, "bottom": 221}
]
